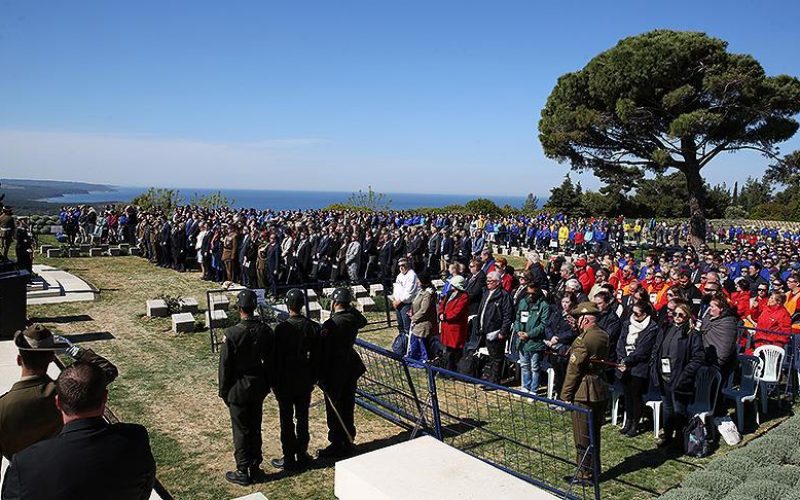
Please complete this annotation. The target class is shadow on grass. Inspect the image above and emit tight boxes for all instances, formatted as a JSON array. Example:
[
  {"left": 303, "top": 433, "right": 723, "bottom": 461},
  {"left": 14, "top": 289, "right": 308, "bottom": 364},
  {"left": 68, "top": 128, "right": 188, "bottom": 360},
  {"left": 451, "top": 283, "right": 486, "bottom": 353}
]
[
  {"left": 256, "top": 429, "right": 415, "bottom": 483},
  {"left": 601, "top": 444, "right": 699, "bottom": 496},
  {"left": 29, "top": 313, "right": 93, "bottom": 323},
  {"left": 62, "top": 331, "right": 116, "bottom": 343}
]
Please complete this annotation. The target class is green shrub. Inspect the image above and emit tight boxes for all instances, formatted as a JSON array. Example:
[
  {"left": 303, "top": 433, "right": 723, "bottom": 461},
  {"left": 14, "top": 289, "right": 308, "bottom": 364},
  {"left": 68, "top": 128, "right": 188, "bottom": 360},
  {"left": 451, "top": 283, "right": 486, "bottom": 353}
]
[
  {"left": 725, "top": 480, "right": 790, "bottom": 500},
  {"left": 741, "top": 434, "right": 795, "bottom": 464},
  {"left": 786, "top": 446, "right": 800, "bottom": 466},
  {"left": 747, "top": 464, "right": 800, "bottom": 487},
  {"left": 705, "top": 454, "right": 759, "bottom": 476},
  {"left": 683, "top": 470, "right": 742, "bottom": 499},
  {"left": 659, "top": 487, "right": 712, "bottom": 500}
]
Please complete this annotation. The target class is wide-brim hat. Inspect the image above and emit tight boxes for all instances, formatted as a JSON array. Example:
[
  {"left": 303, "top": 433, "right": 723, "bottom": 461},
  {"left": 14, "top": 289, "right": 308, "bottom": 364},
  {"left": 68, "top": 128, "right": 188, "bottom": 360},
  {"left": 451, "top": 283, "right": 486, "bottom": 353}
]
[
  {"left": 450, "top": 275, "right": 466, "bottom": 291},
  {"left": 570, "top": 301, "right": 601, "bottom": 316},
  {"left": 14, "top": 324, "right": 69, "bottom": 351}
]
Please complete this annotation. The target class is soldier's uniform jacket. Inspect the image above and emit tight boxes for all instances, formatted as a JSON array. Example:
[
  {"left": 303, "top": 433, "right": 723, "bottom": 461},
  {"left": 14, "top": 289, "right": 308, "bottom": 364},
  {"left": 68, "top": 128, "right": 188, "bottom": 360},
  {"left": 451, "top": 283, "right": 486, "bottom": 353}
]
[
  {"left": 0, "top": 348, "right": 118, "bottom": 460},
  {"left": 318, "top": 308, "right": 368, "bottom": 397},
  {"left": 0, "top": 213, "right": 14, "bottom": 241},
  {"left": 271, "top": 315, "right": 320, "bottom": 396},
  {"left": 218, "top": 318, "right": 272, "bottom": 405},
  {"left": 560, "top": 324, "right": 610, "bottom": 403}
]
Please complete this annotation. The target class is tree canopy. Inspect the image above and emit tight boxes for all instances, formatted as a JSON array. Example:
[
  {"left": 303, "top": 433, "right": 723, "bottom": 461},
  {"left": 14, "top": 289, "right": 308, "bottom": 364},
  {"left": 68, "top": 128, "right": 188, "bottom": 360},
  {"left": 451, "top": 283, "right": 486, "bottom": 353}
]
[{"left": 539, "top": 30, "right": 800, "bottom": 245}]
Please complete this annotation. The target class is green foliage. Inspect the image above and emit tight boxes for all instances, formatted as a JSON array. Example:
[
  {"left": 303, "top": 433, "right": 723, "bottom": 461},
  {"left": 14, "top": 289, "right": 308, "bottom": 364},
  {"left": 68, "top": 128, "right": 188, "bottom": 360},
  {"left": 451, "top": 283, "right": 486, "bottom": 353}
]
[
  {"left": 521, "top": 193, "right": 539, "bottom": 212},
  {"left": 724, "top": 205, "right": 749, "bottom": 219},
  {"left": 705, "top": 454, "right": 759, "bottom": 476},
  {"left": 742, "top": 434, "right": 795, "bottom": 464},
  {"left": 737, "top": 177, "right": 773, "bottom": 213},
  {"left": 156, "top": 294, "right": 183, "bottom": 315},
  {"left": 132, "top": 188, "right": 183, "bottom": 212},
  {"left": 538, "top": 29, "right": 800, "bottom": 239},
  {"left": 725, "top": 480, "right": 790, "bottom": 500},
  {"left": 683, "top": 470, "right": 742, "bottom": 499},
  {"left": 747, "top": 465, "right": 800, "bottom": 487},
  {"left": 189, "top": 191, "right": 234, "bottom": 209},
  {"left": 545, "top": 174, "right": 585, "bottom": 215},
  {"left": 347, "top": 186, "right": 392, "bottom": 211},
  {"left": 659, "top": 487, "right": 712, "bottom": 500},
  {"left": 464, "top": 198, "right": 503, "bottom": 215}
]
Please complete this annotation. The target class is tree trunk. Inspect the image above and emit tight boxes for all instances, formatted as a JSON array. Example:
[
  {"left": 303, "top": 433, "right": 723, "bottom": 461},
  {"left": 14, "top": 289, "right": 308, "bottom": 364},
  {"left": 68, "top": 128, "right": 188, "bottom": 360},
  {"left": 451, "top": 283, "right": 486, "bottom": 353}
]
[{"left": 682, "top": 165, "right": 707, "bottom": 248}]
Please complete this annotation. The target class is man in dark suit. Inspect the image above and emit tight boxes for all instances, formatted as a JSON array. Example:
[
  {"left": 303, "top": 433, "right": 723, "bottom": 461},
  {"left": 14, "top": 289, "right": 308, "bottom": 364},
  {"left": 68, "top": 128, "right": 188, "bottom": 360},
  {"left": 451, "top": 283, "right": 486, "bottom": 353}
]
[
  {"left": 2, "top": 362, "right": 155, "bottom": 500},
  {"left": 476, "top": 271, "right": 514, "bottom": 385}
]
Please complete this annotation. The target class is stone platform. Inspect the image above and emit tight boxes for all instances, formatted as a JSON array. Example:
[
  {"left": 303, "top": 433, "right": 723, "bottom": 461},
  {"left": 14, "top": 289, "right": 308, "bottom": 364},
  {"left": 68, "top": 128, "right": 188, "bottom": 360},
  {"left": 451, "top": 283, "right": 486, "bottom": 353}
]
[
  {"left": 27, "top": 265, "right": 98, "bottom": 305},
  {"left": 335, "top": 436, "right": 558, "bottom": 500}
]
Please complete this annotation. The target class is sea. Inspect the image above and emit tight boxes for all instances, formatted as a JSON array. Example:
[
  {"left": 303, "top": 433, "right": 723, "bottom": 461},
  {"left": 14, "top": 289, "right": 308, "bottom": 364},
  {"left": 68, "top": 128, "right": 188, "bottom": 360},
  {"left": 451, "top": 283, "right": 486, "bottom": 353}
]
[{"left": 42, "top": 186, "right": 533, "bottom": 211}]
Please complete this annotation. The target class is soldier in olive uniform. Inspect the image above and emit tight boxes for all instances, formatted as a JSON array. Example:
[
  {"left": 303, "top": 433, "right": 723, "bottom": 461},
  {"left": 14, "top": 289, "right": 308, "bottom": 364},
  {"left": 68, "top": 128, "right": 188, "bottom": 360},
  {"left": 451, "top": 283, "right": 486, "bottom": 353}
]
[
  {"left": 0, "top": 206, "right": 14, "bottom": 260},
  {"left": 0, "top": 324, "right": 118, "bottom": 460},
  {"left": 270, "top": 288, "right": 320, "bottom": 471},
  {"left": 317, "top": 287, "right": 368, "bottom": 458},
  {"left": 560, "top": 301, "right": 609, "bottom": 486},
  {"left": 218, "top": 290, "right": 273, "bottom": 486}
]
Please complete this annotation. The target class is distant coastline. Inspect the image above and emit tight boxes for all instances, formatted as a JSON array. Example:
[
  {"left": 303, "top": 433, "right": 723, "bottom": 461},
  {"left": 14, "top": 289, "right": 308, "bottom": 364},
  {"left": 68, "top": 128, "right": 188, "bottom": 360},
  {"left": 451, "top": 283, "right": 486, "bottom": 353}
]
[{"left": 2, "top": 178, "right": 539, "bottom": 213}]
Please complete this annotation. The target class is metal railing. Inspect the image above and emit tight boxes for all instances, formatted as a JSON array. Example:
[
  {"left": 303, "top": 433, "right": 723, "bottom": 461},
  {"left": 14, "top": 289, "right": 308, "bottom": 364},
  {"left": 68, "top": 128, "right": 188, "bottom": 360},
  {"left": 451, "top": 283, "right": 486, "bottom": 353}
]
[{"left": 353, "top": 339, "right": 601, "bottom": 500}]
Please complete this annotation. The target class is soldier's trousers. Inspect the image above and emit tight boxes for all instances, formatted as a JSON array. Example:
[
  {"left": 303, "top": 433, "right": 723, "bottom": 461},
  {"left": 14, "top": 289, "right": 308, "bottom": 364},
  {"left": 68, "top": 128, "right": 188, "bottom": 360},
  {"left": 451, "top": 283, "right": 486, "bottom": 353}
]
[
  {"left": 571, "top": 400, "right": 606, "bottom": 480},
  {"left": 276, "top": 391, "right": 312, "bottom": 459},
  {"left": 325, "top": 385, "right": 357, "bottom": 446},
  {"left": 229, "top": 401, "right": 264, "bottom": 470}
]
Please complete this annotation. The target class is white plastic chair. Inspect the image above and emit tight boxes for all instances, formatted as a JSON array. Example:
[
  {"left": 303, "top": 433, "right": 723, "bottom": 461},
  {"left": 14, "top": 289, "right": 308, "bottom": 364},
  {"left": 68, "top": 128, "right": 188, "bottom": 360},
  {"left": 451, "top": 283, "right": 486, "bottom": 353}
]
[
  {"left": 546, "top": 367, "right": 557, "bottom": 400},
  {"left": 644, "top": 393, "right": 662, "bottom": 439},
  {"left": 722, "top": 355, "right": 761, "bottom": 432},
  {"left": 687, "top": 366, "right": 722, "bottom": 419},
  {"left": 753, "top": 345, "right": 785, "bottom": 415},
  {"left": 610, "top": 383, "right": 624, "bottom": 427}
]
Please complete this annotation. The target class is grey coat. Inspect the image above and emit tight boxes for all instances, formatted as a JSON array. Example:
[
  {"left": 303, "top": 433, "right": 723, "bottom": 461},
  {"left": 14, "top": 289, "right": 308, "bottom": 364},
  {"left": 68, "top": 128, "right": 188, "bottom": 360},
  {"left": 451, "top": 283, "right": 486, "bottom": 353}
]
[
  {"left": 411, "top": 286, "right": 438, "bottom": 338},
  {"left": 699, "top": 311, "right": 738, "bottom": 368}
]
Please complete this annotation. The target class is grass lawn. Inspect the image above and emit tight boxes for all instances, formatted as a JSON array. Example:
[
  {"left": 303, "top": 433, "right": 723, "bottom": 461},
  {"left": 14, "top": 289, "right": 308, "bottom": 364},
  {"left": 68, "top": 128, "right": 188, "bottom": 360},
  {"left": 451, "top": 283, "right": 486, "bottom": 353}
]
[{"left": 13, "top": 247, "right": 796, "bottom": 499}]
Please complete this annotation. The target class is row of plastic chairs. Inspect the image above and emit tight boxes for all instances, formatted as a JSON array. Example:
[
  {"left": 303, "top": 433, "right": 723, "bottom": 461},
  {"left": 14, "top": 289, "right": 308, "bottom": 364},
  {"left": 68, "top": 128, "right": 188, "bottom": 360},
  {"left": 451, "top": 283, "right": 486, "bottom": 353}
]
[{"left": 605, "top": 345, "right": 785, "bottom": 436}]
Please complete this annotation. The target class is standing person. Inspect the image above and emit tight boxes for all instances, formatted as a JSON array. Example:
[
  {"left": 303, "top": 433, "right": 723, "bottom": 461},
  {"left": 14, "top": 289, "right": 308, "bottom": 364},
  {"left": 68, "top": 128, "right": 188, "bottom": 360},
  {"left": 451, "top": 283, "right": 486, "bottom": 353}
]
[
  {"left": 545, "top": 293, "right": 579, "bottom": 397},
  {"left": 408, "top": 273, "right": 438, "bottom": 362},
  {"left": 317, "top": 288, "right": 368, "bottom": 458},
  {"left": 438, "top": 275, "right": 470, "bottom": 371},
  {"left": 0, "top": 325, "right": 118, "bottom": 461},
  {"left": 649, "top": 303, "right": 705, "bottom": 449},
  {"left": 476, "top": 271, "right": 514, "bottom": 385},
  {"left": 560, "top": 301, "right": 609, "bottom": 487},
  {"left": 345, "top": 234, "right": 362, "bottom": 282},
  {"left": 616, "top": 301, "right": 658, "bottom": 437},
  {"left": 218, "top": 290, "right": 272, "bottom": 486},
  {"left": 2, "top": 362, "right": 155, "bottom": 500},
  {"left": 514, "top": 281, "right": 550, "bottom": 395},
  {"left": 270, "top": 289, "right": 320, "bottom": 471},
  {"left": 13, "top": 217, "right": 33, "bottom": 277},
  {"left": 221, "top": 226, "right": 239, "bottom": 282},
  {"left": 392, "top": 258, "right": 418, "bottom": 351},
  {"left": 0, "top": 207, "right": 14, "bottom": 260}
]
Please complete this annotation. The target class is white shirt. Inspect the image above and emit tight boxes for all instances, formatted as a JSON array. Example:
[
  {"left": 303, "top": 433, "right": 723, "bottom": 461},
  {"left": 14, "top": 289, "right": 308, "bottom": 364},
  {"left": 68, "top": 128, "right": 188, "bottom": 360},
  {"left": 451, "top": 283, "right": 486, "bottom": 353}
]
[{"left": 393, "top": 269, "right": 419, "bottom": 304}]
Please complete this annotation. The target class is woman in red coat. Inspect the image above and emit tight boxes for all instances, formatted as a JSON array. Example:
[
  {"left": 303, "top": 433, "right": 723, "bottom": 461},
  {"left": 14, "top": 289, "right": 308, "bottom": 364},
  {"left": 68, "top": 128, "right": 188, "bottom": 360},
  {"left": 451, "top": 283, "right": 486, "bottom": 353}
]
[
  {"left": 438, "top": 275, "right": 470, "bottom": 371},
  {"left": 751, "top": 290, "right": 792, "bottom": 354}
]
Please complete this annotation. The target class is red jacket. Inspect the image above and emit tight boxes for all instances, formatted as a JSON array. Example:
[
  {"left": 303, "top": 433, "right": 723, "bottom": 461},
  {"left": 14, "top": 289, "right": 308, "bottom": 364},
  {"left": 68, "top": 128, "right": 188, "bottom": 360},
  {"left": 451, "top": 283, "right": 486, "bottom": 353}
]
[
  {"left": 730, "top": 291, "right": 751, "bottom": 320},
  {"left": 501, "top": 272, "right": 514, "bottom": 293},
  {"left": 752, "top": 303, "right": 792, "bottom": 353},
  {"left": 576, "top": 267, "right": 595, "bottom": 294},
  {"left": 438, "top": 291, "right": 470, "bottom": 349}
]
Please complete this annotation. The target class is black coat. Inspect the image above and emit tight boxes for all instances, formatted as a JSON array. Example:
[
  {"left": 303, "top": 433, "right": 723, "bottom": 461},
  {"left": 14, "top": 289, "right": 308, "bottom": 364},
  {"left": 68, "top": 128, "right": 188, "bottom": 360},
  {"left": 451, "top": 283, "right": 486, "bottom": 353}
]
[
  {"left": 271, "top": 316, "right": 320, "bottom": 396},
  {"left": 464, "top": 270, "right": 487, "bottom": 316},
  {"left": 218, "top": 318, "right": 272, "bottom": 405},
  {"left": 318, "top": 308, "right": 368, "bottom": 397},
  {"left": 649, "top": 323, "right": 705, "bottom": 396},
  {"left": 3, "top": 417, "right": 156, "bottom": 500},
  {"left": 545, "top": 310, "right": 578, "bottom": 348},
  {"left": 616, "top": 319, "right": 659, "bottom": 379},
  {"left": 474, "top": 288, "right": 514, "bottom": 338},
  {"left": 597, "top": 309, "right": 622, "bottom": 362}
]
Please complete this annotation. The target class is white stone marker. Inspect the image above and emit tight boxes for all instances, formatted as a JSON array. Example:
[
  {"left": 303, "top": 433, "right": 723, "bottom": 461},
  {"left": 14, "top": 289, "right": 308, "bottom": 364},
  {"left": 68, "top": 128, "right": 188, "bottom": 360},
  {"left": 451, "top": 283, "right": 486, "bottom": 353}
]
[
  {"left": 146, "top": 299, "right": 169, "bottom": 318},
  {"left": 171, "top": 313, "right": 195, "bottom": 333},
  {"left": 205, "top": 309, "right": 228, "bottom": 329},
  {"left": 179, "top": 297, "right": 199, "bottom": 314},
  {"left": 356, "top": 297, "right": 376, "bottom": 312}
]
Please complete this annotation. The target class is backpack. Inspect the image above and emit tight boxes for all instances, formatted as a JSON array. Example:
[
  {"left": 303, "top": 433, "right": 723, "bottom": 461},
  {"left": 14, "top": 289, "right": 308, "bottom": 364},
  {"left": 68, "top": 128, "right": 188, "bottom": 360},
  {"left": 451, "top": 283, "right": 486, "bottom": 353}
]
[
  {"left": 391, "top": 332, "right": 408, "bottom": 356},
  {"left": 457, "top": 349, "right": 488, "bottom": 379},
  {"left": 683, "top": 415, "right": 712, "bottom": 457}
]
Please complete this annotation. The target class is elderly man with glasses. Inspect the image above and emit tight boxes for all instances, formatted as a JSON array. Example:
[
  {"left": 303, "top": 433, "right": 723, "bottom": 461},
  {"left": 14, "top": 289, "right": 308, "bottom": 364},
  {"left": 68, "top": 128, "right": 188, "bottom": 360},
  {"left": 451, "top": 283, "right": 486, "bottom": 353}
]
[{"left": 476, "top": 271, "right": 514, "bottom": 386}]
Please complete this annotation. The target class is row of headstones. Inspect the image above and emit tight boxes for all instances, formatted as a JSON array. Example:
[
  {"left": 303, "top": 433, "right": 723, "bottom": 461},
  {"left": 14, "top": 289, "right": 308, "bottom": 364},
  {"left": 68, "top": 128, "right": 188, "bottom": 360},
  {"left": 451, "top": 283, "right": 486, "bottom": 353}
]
[
  {"left": 493, "top": 246, "right": 529, "bottom": 257},
  {"left": 146, "top": 298, "right": 200, "bottom": 333},
  {"left": 40, "top": 244, "right": 141, "bottom": 258}
]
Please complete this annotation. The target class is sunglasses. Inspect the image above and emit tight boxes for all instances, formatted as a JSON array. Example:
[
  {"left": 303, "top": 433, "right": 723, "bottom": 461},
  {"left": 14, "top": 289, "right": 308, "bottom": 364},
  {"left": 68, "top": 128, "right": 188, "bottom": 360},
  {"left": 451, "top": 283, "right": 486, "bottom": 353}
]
[
  {"left": 758, "top": 289, "right": 768, "bottom": 292},
  {"left": 674, "top": 312, "right": 688, "bottom": 319}
]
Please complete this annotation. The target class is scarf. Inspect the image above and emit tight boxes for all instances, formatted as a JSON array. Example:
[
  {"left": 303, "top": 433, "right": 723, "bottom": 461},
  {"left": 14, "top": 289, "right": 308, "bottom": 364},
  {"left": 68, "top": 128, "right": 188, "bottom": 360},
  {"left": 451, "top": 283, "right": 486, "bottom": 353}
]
[{"left": 626, "top": 315, "right": 650, "bottom": 346}]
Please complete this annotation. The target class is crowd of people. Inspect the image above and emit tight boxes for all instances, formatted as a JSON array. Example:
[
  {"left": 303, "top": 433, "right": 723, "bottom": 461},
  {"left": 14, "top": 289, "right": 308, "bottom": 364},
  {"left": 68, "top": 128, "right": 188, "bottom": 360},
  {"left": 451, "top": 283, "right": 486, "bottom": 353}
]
[{"left": 5, "top": 200, "right": 800, "bottom": 490}]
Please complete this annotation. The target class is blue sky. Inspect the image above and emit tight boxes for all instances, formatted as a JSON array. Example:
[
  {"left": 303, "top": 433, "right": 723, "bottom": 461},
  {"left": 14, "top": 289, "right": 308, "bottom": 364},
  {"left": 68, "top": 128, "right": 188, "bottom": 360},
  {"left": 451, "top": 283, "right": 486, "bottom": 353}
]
[{"left": 1, "top": 0, "right": 799, "bottom": 195}]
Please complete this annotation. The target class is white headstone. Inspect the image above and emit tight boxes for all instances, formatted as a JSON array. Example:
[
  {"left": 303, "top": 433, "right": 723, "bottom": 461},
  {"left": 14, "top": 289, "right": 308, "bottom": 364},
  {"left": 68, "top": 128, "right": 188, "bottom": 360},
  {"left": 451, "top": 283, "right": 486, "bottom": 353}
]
[
  {"left": 369, "top": 284, "right": 384, "bottom": 296},
  {"left": 322, "top": 287, "right": 336, "bottom": 298},
  {"left": 306, "top": 301, "right": 322, "bottom": 320},
  {"left": 210, "top": 295, "right": 230, "bottom": 311},
  {"left": 205, "top": 309, "right": 228, "bottom": 329},
  {"left": 305, "top": 289, "right": 318, "bottom": 300},
  {"left": 352, "top": 285, "right": 368, "bottom": 298},
  {"left": 146, "top": 299, "right": 169, "bottom": 318},
  {"left": 171, "top": 313, "right": 195, "bottom": 333},
  {"left": 356, "top": 297, "right": 376, "bottom": 312},
  {"left": 179, "top": 297, "right": 199, "bottom": 314}
]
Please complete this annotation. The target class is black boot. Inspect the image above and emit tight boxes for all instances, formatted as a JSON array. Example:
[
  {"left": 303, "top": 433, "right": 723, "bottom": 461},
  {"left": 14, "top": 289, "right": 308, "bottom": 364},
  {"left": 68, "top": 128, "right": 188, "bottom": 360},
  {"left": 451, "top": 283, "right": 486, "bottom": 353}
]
[
  {"left": 225, "top": 469, "right": 252, "bottom": 486},
  {"left": 296, "top": 452, "right": 313, "bottom": 468},
  {"left": 271, "top": 457, "right": 299, "bottom": 470}
]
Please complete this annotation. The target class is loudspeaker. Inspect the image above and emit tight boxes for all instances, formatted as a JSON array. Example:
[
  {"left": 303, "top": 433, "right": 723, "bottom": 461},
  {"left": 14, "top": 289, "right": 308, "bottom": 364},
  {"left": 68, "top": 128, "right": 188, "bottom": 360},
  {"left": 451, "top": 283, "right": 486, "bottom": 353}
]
[{"left": 0, "top": 265, "right": 28, "bottom": 338}]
